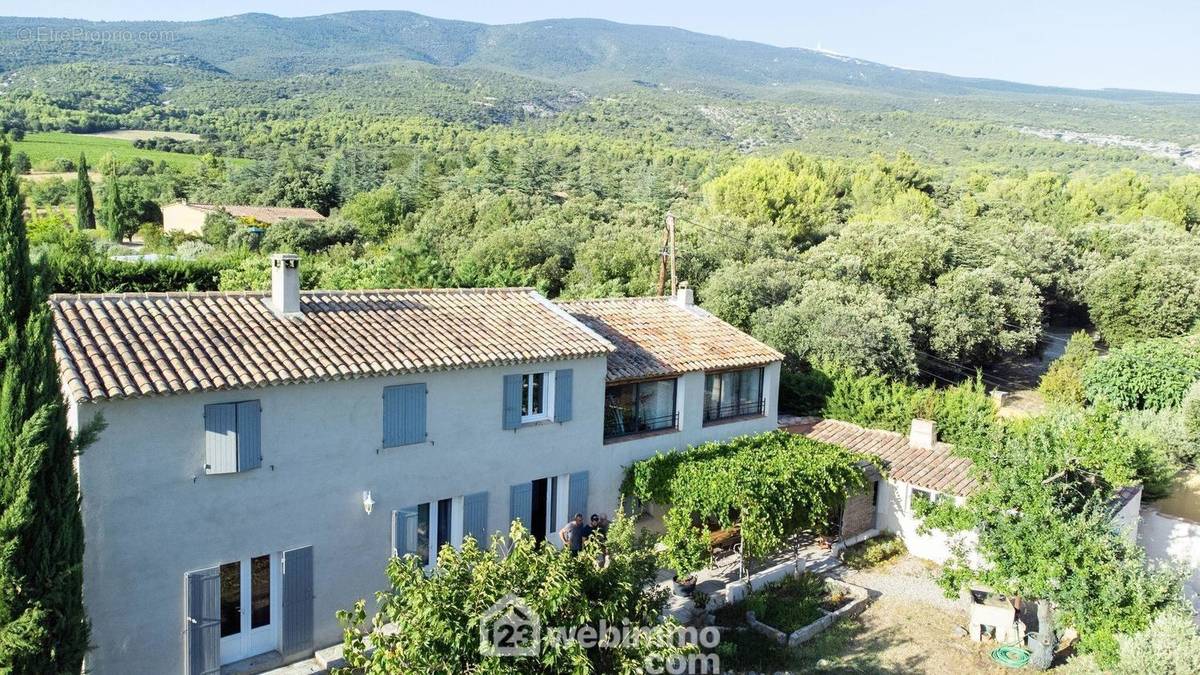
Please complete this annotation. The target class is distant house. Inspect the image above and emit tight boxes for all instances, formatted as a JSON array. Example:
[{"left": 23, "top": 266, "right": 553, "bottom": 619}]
[{"left": 162, "top": 200, "right": 325, "bottom": 235}]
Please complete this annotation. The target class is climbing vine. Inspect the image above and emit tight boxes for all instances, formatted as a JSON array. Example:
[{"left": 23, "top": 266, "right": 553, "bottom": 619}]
[{"left": 624, "top": 430, "right": 875, "bottom": 577}]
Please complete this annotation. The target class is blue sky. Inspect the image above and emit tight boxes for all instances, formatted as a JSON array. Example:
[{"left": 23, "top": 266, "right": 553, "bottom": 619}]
[{"left": 13, "top": 1, "right": 1200, "bottom": 94}]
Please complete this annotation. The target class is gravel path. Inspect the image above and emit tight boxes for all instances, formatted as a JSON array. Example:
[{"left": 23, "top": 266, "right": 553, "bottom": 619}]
[{"left": 829, "top": 555, "right": 962, "bottom": 613}]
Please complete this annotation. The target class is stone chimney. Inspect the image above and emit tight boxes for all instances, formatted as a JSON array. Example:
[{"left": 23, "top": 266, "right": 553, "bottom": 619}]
[
  {"left": 270, "top": 254, "right": 301, "bottom": 317},
  {"left": 674, "top": 281, "right": 694, "bottom": 308},
  {"left": 909, "top": 419, "right": 937, "bottom": 450}
]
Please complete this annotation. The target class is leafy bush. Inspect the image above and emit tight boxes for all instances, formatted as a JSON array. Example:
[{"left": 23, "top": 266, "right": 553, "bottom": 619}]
[
  {"left": 1118, "top": 408, "right": 1195, "bottom": 499},
  {"left": 625, "top": 431, "right": 872, "bottom": 574},
  {"left": 260, "top": 216, "right": 361, "bottom": 254},
  {"left": 201, "top": 209, "right": 238, "bottom": 246},
  {"left": 1184, "top": 380, "right": 1200, "bottom": 446},
  {"left": 699, "top": 257, "right": 807, "bottom": 332},
  {"left": 1083, "top": 337, "right": 1200, "bottom": 410},
  {"left": 842, "top": 534, "right": 906, "bottom": 569},
  {"left": 1083, "top": 250, "right": 1200, "bottom": 347},
  {"left": 752, "top": 280, "right": 917, "bottom": 377},
  {"left": 917, "top": 266, "right": 1042, "bottom": 366},
  {"left": 1063, "top": 610, "right": 1200, "bottom": 675},
  {"left": 1039, "top": 331, "right": 1099, "bottom": 405}
]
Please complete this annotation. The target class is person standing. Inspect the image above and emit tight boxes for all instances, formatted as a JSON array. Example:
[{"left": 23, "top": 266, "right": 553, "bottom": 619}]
[{"left": 558, "top": 512, "right": 591, "bottom": 556}]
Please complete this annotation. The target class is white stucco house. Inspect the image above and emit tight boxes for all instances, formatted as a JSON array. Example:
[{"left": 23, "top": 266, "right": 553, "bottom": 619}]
[
  {"left": 792, "top": 417, "right": 1142, "bottom": 565},
  {"left": 50, "top": 255, "right": 782, "bottom": 674}
]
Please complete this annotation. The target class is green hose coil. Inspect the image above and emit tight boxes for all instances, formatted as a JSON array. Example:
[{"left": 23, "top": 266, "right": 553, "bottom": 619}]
[{"left": 990, "top": 645, "right": 1032, "bottom": 668}]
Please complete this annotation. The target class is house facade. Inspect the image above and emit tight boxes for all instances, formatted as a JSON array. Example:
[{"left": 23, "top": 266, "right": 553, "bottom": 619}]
[
  {"left": 162, "top": 201, "right": 326, "bottom": 235},
  {"left": 51, "top": 256, "right": 782, "bottom": 674}
]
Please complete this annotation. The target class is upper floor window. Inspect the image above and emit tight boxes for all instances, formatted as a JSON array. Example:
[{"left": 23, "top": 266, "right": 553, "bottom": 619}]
[
  {"left": 604, "top": 378, "right": 678, "bottom": 439},
  {"left": 521, "top": 372, "right": 551, "bottom": 423},
  {"left": 703, "top": 367, "right": 764, "bottom": 424},
  {"left": 503, "top": 369, "right": 572, "bottom": 430},
  {"left": 204, "top": 400, "right": 262, "bottom": 474}
]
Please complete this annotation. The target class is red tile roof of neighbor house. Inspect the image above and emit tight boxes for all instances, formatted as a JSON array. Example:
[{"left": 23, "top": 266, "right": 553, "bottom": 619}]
[
  {"left": 186, "top": 203, "right": 325, "bottom": 224},
  {"left": 51, "top": 289, "right": 615, "bottom": 402},
  {"left": 557, "top": 296, "right": 783, "bottom": 383},
  {"left": 787, "top": 418, "right": 978, "bottom": 496}
]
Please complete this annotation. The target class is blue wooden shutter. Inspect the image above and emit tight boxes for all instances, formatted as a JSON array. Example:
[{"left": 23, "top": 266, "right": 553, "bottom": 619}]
[
  {"left": 502, "top": 375, "right": 523, "bottom": 430},
  {"left": 203, "top": 403, "right": 237, "bottom": 475},
  {"left": 509, "top": 483, "right": 532, "bottom": 531},
  {"left": 384, "top": 384, "right": 427, "bottom": 447},
  {"left": 281, "top": 546, "right": 314, "bottom": 661},
  {"left": 185, "top": 567, "right": 221, "bottom": 675},
  {"left": 554, "top": 369, "right": 573, "bottom": 422},
  {"left": 568, "top": 471, "right": 589, "bottom": 518},
  {"left": 464, "top": 492, "right": 489, "bottom": 547},
  {"left": 236, "top": 401, "right": 261, "bottom": 471},
  {"left": 391, "top": 508, "right": 418, "bottom": 557}
]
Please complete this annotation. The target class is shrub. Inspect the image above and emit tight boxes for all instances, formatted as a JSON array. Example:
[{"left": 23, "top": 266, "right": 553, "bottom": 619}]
[
  {"left": 201, "top": 209, "right": 238, "bottom": 246},
  {"left": 260, "top": 216, "right": 360, "bottom": 254},
  {"left": 174, "top": 241, "right": 215, "bottom": 261},
  {"left": 1083, "top": 251, "right": 1200, "bottom": 346},
  {"left": 1083, "top": 337, "right": 1200, "bottom": 410},
  {"left": 917, "top": 266, "right": 1043, "bottom": 366},
  {"left": 1040, "top": 331, "right": 1099, "bottom": 405},
  {"left": 752, "top": 279, "right": 917, "bottom": 377},
  {"left": 699, "top": 257, "right": 807, "bottom": 332},
  {"left": 1184, "top": 380, "right": 1200, "bottom": 446},
  {"left": 1118, "top": 408, "right": 1194, "bottom": 498},
  {"left": 1063, "top": 610, "right": 1200, "bottom": 675},
  {"left": 842, "top": 534, "right": 906, "bottom": 570}
]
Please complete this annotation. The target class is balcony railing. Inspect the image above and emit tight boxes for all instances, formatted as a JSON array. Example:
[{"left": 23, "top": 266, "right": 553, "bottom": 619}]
[
  {"left": 604, "top": 411, "right": 679, "bottom": 440},
  {"left": 703, "top": 398, "right": 765, "bottom": 424}
]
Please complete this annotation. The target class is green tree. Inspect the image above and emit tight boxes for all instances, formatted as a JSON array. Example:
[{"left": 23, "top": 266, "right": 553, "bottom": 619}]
[
  {"left": 918, "top": 267, "right": 1042, "bottom": 366},
  {"left": 99, "top": 172, "right": 135, "bottom": 243},
  {"left": 1039, "top": 331, "right": 1099, "bottom": 406},
  {"left": 336, "top": 519, "right": 692, "bottom": 674},
  {"left": 751, "top": 279, "right": 917, "bottom": 377},
  {"left": 74, "top": 153, "right": 95, "bottom": 230},
  {"left": 0, "top": 138, "right": 94, "bottom": 672}
]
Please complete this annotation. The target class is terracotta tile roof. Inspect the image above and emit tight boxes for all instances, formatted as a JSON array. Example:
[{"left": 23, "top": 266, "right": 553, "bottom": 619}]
[
  {"left": 557, "top": 296, "right": 782, "bottom": 383},
  {"left": 188, "top": 203, "right": 325, "bottom": 224},
  {"left": 51, "top": 289, "right": 614, "bottom": 403},
  {"left": 786, "top": 418, "right": 978, "bottom": 496}
]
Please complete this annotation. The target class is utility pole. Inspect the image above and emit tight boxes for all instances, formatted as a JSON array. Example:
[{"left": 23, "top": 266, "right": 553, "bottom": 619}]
[{"left": 656, "top": 212, "right": 678, "bottom": 296}]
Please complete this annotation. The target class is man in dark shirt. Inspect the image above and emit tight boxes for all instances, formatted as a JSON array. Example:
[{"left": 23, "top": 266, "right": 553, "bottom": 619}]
[{"left": 558, "top": 512, "right": 591, "bottom": 555}]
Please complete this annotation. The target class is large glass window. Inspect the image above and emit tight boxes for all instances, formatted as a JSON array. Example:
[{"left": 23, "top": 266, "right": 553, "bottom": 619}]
[
  {"left": 604, "top": 378, "right": 678, "bottom": 439},
  {"left": 704, "top": 367, "right": 765, "bottom": 423}
]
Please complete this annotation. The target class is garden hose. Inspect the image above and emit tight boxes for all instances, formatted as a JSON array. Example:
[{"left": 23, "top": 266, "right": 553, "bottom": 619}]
[{"left": 990, "top": 645, "right": 1032, "bottom": 669}]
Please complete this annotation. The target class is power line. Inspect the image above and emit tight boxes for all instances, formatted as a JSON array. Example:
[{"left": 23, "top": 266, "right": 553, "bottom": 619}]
[{"left": 914, "top": 349, "right": 1028, "bottom": 392}]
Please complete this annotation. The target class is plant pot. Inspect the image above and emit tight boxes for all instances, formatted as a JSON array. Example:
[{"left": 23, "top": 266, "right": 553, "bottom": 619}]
[{"left": 672, "top": 574, "right": 697, "bottom": 597}]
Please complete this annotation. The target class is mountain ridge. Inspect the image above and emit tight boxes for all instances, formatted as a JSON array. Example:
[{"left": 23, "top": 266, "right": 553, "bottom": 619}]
[{"left": 2, "top": 10, "right": 1199, "bottom": 102}]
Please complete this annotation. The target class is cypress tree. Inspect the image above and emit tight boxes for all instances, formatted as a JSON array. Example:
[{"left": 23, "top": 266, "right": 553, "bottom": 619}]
[
  {"left": 99, "top": 169, "right": 129, "bottom": 243},
  {"left": 0, "top": 137, "right": 93, "bottom": 672},
  {"left": 74, "top": 154, "right": 95, "bottom": 230}
]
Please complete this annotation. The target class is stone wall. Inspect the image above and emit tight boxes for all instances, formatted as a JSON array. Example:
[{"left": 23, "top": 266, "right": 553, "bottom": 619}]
[{"left": 840, "top": 478, "right": 878, "bottom": 540}]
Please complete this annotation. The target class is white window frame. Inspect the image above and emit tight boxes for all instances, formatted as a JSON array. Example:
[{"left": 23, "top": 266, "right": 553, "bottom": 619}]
[
  {"left": 412, "top": 495, "right": 465, "bottom": 569},
  {"left": 909, "top": 486, "right": 937, "bottom": 512},
  {"left": 519, "top": 371, "right": 554, "bottom": 424}
]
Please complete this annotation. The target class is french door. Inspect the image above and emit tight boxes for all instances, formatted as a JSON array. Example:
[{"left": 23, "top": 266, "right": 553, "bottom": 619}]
[{"left": 218, "top": 553, "right": 280, "bottom": 664}]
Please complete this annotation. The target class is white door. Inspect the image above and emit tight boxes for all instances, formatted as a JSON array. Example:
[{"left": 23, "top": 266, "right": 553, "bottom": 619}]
[{"left": 218, "top": 553, "right": 280, "bottom": 665}]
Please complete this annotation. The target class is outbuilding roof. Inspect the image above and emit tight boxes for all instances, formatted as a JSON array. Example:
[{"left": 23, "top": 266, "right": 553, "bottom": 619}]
[
  {"left": 788, "top": 418, "right": 978, "bottom": 496},
  {"left": 557, "top": 296, "right": 783, "bottom": 383},
  {"left": 51, "top": 288, "right": 614, "bottom": 403}
]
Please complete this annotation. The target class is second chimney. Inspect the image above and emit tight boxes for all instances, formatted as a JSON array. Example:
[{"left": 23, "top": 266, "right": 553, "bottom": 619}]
[
  {"left": 674, "top": 282, "right": 694, "bottom": 308},
  {"left": 909, "top": 419, "right": 937, "bottom": 450},
  {"left": 270, "top": 253, "right": 301, "bottom": 316}
]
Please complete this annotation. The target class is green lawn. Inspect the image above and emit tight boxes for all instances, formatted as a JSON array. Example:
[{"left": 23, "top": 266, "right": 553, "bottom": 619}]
[{"left": 13, "top": 132, "right": 250, "bottom": 171}]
